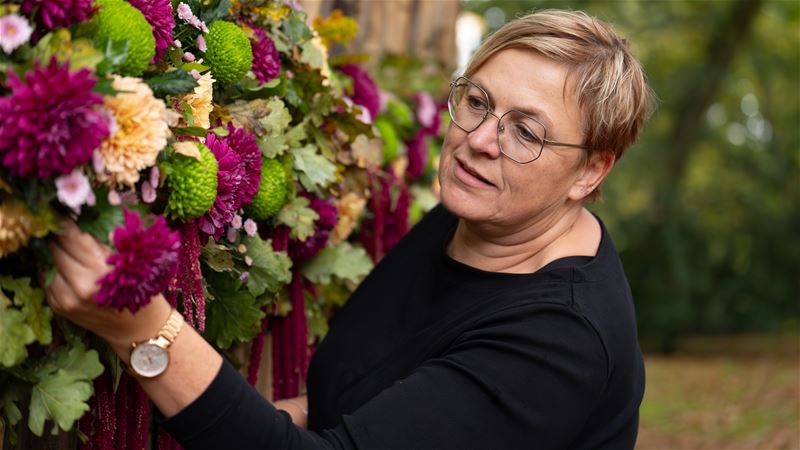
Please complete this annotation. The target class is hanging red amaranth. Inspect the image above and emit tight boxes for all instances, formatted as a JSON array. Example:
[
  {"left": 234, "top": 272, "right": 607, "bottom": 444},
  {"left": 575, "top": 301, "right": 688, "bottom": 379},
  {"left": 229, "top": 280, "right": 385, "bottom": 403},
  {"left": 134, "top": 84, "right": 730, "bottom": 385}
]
[
  {"left": 247, "top": 310, "right": 269, "bottom": 386},
  {"left": 271, "top": 267, "right": 309, "bottom": 400},
  {"left": 360, "top": 169, "right": 386, "bottom": 261},
  {"left": 174, "top": 220, "right": 205, "bottom": 331}
]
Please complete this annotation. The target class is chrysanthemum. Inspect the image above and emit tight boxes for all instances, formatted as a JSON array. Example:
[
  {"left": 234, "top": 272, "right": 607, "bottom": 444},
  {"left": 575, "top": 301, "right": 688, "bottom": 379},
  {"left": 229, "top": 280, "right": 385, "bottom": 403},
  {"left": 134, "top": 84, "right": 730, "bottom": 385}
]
[
  {"left": 96, "top": 76, "right": 170, "bottom": 187},
  {"left": 128, "top": 0, "right": 175, "bottom": 63},
  {"left": 0, "top": 200, "right": 34, "bottom": 259},
  {"left": 251, "top": 28, "right": 281, "bottom": 84},
  {"left": 405, "top": 130, "right": 428, "bottom": 180},
  {"left": 181, "top": 72, "right": 214, "bottom": 129},
  {"left": 198, "top": 134, "right": 243, "bottom": 242},
  {"left": 21, "top": 0, "right": 94, "bottom": 35},
  {"left": 0, "top": 58, "right": 109, "bottom": 179},
  {"left": 221, "top": 123, "right": 262, "bottom": 207},
  {"left": 338, "top": 64, "right": 380, "bottom": 120},
  {"left": 0, "top": 14, "right": 33, "bottom": 54},
  {"left": 96, "top": 210, "right": 180, "bottom": 313}
]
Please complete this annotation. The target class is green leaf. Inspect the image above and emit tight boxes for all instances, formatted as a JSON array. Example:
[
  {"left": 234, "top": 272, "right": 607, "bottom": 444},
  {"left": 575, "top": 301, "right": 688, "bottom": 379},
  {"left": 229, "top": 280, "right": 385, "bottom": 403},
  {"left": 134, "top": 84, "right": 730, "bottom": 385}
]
[
  {"left": 260, "top": 98, "right": 293, "bottom": 136},
  {"left": 301, "top": 242, "right": 373, "bottom": 285},
  {"left": 28, "top": 343, "right": 103, "bottom": 436},
  {"left": 285, "top": 122, "right": 307, "bottom": 148},
  {"left": 299, "top": 39, "right": 324, "bottom": 69},
  {"left": 292, "top": 145, "right": 337, "bottom": 193},
  {"left": 172, "top": 126, "right": 210, "bottom": 137},
  {"left": 145, "top": 70, "right": 199, "bottom": 99},
  {"left": 204, "top": 274, "right": 265, "bottom": 349},
  {"left": 242, "top": 236, "right": 292, "bottom": 297},
  {"left": 276, "top": 196, "right": 318, "bottom": 242},
  {"left": 258, "top": 135, "right": 287, "bottom": 159},
  {"left": 199, "top": 0, "right": 231, "bottom": 23},
  {"left": 76, "top": 192, "right": 124, "bottom": 245},
  {"left": 1, "top": 276, "right": 52, "bottom": 346},
  {"left": 94, "top": 37, "right": 130, "bottom": 76},
  {"left": 202, "top": 242, "right": 235, "bottom": 272},
  {"left": 0, "top": 305, "right": 35, "bottom": 368},
  {"left": 283, "top": 12, "right": 312, "bottom": 44}
]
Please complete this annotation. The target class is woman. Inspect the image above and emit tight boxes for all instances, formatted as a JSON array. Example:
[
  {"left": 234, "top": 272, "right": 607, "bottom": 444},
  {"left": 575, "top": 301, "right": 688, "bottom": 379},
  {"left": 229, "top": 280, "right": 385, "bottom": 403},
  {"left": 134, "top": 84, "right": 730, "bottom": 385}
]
[{"left": 48, "top": 9, "right": 653, "bottom": 449}]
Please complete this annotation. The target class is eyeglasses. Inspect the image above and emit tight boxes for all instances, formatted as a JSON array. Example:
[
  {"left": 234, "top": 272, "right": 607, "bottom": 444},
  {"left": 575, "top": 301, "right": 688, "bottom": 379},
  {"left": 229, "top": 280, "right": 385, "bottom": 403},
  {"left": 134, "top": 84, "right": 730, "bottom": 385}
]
[{"left": 447, "top": 76, "right": 587, "bottom": 164}]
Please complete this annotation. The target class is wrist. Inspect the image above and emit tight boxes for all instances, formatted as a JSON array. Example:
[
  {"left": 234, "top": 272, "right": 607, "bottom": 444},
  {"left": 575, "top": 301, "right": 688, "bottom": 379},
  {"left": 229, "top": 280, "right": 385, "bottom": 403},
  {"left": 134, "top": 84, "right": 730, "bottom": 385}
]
[{"left": 104, "top": 295, "right": 173, "bottom": 362}]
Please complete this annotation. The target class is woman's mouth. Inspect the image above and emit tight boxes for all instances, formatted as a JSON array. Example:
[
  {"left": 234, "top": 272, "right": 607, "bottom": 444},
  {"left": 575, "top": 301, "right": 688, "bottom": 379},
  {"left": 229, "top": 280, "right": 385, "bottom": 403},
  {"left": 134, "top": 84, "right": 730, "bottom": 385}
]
[{"left": 454, "top": 158, "right": 495, "bottom": 188}]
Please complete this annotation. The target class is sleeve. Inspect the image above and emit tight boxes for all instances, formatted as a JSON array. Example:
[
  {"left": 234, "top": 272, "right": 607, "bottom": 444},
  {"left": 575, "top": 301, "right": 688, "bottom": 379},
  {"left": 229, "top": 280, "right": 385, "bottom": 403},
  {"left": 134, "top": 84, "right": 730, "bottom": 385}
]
[{"left": 159, "top": 303, "right": 609, "bottom": 450}]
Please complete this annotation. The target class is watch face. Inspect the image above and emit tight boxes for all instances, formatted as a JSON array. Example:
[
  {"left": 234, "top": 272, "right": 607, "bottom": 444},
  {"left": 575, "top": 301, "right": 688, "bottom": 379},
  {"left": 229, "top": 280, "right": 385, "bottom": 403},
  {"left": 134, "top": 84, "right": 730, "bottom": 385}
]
[{"left": 130, "top": 342, "right": 169, "bottom": 378}]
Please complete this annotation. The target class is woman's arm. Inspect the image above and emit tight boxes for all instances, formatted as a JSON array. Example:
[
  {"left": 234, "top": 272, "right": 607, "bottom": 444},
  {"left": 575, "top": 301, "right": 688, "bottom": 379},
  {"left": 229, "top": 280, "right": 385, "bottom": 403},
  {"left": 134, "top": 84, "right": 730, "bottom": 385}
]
[{"left": 47, "top": 221, "right": 222, "bottom": 418}]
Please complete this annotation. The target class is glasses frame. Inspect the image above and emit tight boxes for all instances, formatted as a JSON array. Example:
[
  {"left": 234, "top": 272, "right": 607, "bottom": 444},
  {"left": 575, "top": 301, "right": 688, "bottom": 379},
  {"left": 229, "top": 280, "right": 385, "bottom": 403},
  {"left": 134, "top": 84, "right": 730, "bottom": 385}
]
[{"left": 448, "top": 76, "right": 588, "bottom": 164}]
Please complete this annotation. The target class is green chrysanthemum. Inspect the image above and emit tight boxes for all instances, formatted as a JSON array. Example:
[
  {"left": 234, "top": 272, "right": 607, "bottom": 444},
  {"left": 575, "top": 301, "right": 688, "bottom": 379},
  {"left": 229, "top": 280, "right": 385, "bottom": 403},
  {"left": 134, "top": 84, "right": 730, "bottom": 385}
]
[
  {"left": 245, "top": 158, "right": 289, "bottom": 221},
  {"left": 164, "top": 143, "right": 219, "bottom": 221},
  {"left": 204, "top": 21, "right": 253, "bottom": 85},
  {"left": 92, "top": 0, "right": 156, "bottom": 76}
]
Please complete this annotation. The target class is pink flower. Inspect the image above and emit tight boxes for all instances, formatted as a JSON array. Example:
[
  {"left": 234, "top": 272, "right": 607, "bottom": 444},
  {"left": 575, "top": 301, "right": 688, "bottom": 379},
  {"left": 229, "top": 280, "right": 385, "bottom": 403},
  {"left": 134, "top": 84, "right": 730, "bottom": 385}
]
[
  {"left": 414, "top": 92, "right": 437, "bottom": 130},
  {"left": 243, "top": 219, "right": 257, "bottom": 237},
  {"left": 198, "top": 134, "right": 244, "bottom": 242},
  {"left": 21, "top": 0, "right": 93, "bottom": 36},
  {"left": 196, "top": 35, "right": 207, "bottom": 52},
  {"left": 0, "top": 58, "right": 109, "bottom": 178},
  {"left": 55, "top": 169, "right": 93, "bottom": 210},
  {"left": 96, "top": 210, "right": 180, "bottom": 313},
  {"left": 183, "top": 51, "right": 195, "bottom": 62},
  {"left": 128, "top": 0, "right": 175, "bottom": 63},
  {"left": 176, "top": 2, "right": 208, "bottom": 32},
  {"left": 141, "top": 181, "right": 156, "bottom": 203},
  {"left": 232, "top": 214, "right": 243, "bottom": 229},
  {"left": 338, "top": 64, "right": 380, "bottom": 120},
  {"left": 0, "top": 14, "right": 33, "bottom": 54}
]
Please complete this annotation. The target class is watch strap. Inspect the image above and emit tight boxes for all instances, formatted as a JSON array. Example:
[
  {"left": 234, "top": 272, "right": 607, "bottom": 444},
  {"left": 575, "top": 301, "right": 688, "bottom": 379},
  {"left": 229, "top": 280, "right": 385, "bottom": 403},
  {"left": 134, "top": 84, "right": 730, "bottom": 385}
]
[{"left": 158, "top": 308, "right": 185, "bottom": 347}]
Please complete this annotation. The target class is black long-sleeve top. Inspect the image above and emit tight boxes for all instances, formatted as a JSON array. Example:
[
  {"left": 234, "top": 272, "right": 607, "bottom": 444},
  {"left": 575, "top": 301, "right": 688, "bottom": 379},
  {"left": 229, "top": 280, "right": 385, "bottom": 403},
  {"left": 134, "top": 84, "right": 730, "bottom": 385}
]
[{"left": 160, "top": 204, "right": 645, "bottom": 449}]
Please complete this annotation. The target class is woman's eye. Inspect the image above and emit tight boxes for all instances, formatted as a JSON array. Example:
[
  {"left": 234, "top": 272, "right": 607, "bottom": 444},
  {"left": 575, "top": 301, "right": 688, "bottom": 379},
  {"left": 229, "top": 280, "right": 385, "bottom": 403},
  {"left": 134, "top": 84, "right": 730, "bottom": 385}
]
[
  {"left": 514, "top": 123, "right": 542, "bottom": 144},
  {"left": 467, "top": 95, "right": 488, "bottom": 111}
]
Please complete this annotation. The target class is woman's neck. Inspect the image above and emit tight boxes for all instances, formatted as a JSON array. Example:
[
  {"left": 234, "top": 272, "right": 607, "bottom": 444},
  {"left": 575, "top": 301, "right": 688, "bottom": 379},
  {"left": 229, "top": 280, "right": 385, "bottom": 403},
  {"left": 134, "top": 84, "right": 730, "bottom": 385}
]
[{"left": 447, "top": 206, "right": 597, "bottom": 274}]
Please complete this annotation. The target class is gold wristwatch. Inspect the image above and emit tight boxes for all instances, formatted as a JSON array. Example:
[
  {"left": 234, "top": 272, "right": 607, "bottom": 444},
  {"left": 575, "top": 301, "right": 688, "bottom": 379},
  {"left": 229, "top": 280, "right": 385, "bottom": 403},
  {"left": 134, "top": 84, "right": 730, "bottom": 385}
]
[{"left": 129, "top": 309, "right": 184, "bottom": 378}]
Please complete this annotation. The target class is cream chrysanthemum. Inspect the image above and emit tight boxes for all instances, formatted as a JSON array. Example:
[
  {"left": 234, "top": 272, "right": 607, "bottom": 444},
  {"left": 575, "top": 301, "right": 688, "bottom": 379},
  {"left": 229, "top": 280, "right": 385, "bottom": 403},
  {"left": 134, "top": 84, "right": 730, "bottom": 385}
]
[
  {"left": 182, "top": 72, "right": 214, "bottom": 129},
  {"left": 97, "top": 76, "right": 170, "bottom": 187},
  {"left": 0, "top": 200, "right": 33, "bottom": 259}
]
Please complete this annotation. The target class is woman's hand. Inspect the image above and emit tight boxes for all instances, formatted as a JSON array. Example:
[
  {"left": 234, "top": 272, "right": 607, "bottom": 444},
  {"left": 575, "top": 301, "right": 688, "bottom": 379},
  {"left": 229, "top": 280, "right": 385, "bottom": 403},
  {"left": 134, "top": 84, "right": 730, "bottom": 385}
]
[{"left": 47, "top": 221, "right": 171, "bottom": 358}]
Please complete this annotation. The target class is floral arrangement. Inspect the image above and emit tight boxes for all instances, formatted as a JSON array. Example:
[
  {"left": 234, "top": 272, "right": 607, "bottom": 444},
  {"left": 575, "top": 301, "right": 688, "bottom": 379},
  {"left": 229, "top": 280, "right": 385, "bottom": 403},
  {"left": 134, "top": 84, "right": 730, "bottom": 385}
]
[{"left": 0, "top": 1, "right": 447, "bottom": 447}]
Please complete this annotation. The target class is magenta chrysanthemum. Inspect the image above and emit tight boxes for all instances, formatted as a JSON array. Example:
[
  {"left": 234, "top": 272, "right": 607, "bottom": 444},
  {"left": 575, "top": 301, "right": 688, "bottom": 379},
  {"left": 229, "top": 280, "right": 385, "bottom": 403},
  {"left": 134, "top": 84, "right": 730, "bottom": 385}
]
[
  {"left": 128, "top": 0, "right": 175, "bottom": 63},
  {"left": 96, "top": 210, "right": 180, "bottom": 313},
  {"left": 198, "top": 134, "right": 244, "bottom": 242},
  {"left": 21, "top": 0, "right": 94, "bottom": 34},
  {"left": 405, "top": 130, "right": 428, "bottom": 180},
  {"left": 0, "top": 58, "right": 109, "bottom": 178},
  {"left": 221, "top": 122, "right": 262, "bottom": 207},
  {"left": 251, "top": 28, "right": 281, "bottom": 84},
  {"left": 338, "top": 64, "right": 380, "bottom": 119},
  {"left": 288, "top": 194, "right": 337, "bottom": 261}
]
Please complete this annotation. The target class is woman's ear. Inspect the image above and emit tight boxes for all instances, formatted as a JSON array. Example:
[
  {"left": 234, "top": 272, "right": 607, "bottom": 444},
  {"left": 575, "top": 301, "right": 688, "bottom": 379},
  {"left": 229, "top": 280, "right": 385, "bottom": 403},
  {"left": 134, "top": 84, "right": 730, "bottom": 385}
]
[{"left": 568, "top": 152, "right": 615, "bottom": 201}]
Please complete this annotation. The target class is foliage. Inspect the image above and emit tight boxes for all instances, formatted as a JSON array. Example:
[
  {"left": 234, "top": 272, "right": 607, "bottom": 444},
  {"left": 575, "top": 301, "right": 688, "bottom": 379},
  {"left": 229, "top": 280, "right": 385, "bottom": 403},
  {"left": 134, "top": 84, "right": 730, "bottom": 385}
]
[{"left": 466, "top": 0, "right": 800, "bottom": 350}]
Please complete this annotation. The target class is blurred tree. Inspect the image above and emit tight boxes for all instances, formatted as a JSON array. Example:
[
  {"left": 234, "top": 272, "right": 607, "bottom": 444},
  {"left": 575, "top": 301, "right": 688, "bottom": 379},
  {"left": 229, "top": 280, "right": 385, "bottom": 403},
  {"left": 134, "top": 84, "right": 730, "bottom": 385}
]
[{"left": 466, "top": 0, "right": 800, "bottom": 351}]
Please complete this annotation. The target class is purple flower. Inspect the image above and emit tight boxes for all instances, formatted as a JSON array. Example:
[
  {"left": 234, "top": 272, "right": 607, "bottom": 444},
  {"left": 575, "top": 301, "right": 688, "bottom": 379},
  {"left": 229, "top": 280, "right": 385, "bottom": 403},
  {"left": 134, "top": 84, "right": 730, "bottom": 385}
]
[
  {"left": 96, "top": 210, "right": 180, "bottom": 313},
  {"left": 0, "top": 58, "right": 110, "bottom": 178},
  {"left": 405, "top": 130, "right": 428, "bottom": 180},
  {"left": 128, "top": 0, "right": 176, "bottom": 63},
  {"left": 221, "top": 123, "right": 262, "bottom": 207},
  {"left": 288, "top": 194, "right": 337, "bottom": 261},
  {"left": 21, "top": 0, "right": 94, "bottom": 35},
  {"left": 55, "top": 169, "right": 93, "bottom": 210},
  {"left": 0, "top": 14, "right": 33, "bottom": 54},
  {"left": 198, "top": 134, "right": 244, "bottom": 242},
  {"left": 243, "top": 218, "right": 257, "bottom": 237},
  {"left": 338, "top": 64, "right": 380, "bottom": 120},
  {"left": 251, "top": 28, "right": 281, "bottom": 84}
]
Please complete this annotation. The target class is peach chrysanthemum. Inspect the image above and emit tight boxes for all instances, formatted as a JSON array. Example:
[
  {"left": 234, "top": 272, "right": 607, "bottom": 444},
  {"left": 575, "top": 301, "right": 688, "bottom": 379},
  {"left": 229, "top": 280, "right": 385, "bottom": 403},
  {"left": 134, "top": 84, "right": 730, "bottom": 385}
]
[
  {"left": 96, "top": 76, "right": 170, "bottom": 187},
  {"left": 0, "top": 200, "right": 34, "bottom": 259},
  {"left": 182, "top": 72, "right": 214, "bottom": 129}
]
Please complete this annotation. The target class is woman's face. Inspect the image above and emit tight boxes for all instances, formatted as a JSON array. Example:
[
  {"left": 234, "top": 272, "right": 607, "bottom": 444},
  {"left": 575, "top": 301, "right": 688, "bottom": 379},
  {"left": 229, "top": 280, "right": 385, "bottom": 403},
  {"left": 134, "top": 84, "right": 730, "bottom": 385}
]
[{"left": 439, "top": 48, "right": 588, "bottom": 229}]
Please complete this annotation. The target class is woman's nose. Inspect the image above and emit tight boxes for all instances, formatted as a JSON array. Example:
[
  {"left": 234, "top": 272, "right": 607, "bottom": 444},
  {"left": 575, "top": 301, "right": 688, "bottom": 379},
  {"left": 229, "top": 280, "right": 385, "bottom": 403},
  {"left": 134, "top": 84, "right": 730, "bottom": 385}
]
[{"left": 466, "top": 115, "right": 503, "bottom": 159}]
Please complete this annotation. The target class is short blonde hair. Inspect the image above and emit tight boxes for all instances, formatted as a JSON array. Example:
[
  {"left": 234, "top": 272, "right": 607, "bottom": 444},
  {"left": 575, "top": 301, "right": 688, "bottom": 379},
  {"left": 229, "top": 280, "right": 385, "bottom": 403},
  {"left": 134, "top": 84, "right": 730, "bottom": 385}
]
[{"left": 465, "top": 9, "right": 654, "bottom": 193}]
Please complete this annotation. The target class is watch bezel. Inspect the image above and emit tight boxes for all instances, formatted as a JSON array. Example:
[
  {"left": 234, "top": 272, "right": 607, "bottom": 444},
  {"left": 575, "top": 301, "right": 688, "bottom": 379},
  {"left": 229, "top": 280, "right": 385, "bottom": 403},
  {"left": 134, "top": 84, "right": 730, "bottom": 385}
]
[{"left": 130, "top": 341, "right": 170, "bottom": 378}]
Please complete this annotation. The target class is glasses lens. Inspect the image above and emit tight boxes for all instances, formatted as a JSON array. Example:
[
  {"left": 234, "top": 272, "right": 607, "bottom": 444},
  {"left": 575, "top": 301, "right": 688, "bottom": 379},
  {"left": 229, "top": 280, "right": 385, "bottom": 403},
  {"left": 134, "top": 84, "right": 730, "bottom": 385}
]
[
  {"left": 498, "top": 111, "right": 546, "bottom": 163},
  {"left": 449, "top": 78, "right": 488, "bottom": 132}
]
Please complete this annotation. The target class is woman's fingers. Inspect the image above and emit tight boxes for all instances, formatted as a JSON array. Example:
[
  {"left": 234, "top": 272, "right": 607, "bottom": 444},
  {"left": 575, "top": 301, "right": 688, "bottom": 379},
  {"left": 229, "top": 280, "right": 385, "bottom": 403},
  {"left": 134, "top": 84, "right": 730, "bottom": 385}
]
[
  {"left": 46, "top": 273, "right": 79, "bottom": 314},
  {"left": 49, "top": 240, "right": 105, "bottom": 301},
  {"left": 55, "top": 221, "right": 111, "bottom": 269}
]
